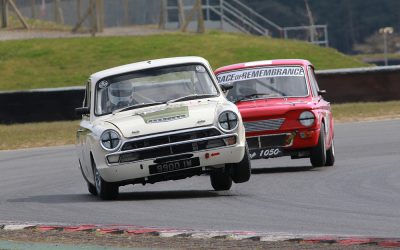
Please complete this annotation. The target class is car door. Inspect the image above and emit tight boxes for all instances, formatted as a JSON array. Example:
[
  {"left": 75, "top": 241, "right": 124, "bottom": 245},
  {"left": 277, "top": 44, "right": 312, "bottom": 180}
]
[
  {"left": 77, "top": 80, "right": 92, "bottom": 180},
  {"left": 307, "top": 66, "right": 333, "bottom": 145}
]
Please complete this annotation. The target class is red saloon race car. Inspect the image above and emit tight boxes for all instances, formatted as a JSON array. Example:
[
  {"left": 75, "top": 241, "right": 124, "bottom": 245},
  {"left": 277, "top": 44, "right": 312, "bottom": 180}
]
[{"left": 214, "top": 59, "right": 334, "bottom": 167}]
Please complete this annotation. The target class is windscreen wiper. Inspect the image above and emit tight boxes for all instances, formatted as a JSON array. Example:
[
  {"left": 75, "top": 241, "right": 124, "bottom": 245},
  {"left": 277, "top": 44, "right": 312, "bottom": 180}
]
[
  {"left": 112, "top": 102, "right": 165, "bottom": 114},
  {"left": 167, "top": 94, "right": 218, "bottom": 104},
  {"left": 234, "top": 93, "right": 280, "bottom": 103}
]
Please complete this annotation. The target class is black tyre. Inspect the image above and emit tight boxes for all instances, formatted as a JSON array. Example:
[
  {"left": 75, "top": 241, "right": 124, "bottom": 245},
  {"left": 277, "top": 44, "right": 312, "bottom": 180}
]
[
  {"left": 210, "top": 171, "right": 232, "bottom": 191},
  {"left": 230, "top": 146, "right": 251, "bottom": 183},
  {"left": 92, "top": 159, "right": 118, "bottom": 200},
  {"left": 325, "top": 139, "right": 335, "bottom": 167},
  {"left": 87, "top": 182, "right": 97, "bottom": 196},
  {"left": 310, "top": 124, "right": 327, "bottom": 167}
]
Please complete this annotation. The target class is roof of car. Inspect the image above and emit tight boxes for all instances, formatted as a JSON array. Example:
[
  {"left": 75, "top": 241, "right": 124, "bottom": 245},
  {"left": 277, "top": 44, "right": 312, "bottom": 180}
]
[
  {"left": 90, "top": 56, "right": 211, "bottom": 81},
  {"left": 214, "top": 59, "right": 312, "bottom": 74}
]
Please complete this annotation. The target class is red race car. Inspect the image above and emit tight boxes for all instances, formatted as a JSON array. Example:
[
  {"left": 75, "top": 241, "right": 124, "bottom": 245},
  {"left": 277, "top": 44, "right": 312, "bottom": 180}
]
[{"left": 215, "top": 59, "right": 334, "bottom": 167}]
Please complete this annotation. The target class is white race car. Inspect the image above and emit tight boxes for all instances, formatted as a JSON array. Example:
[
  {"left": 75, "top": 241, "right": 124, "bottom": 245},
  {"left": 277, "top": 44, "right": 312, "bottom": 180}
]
[{"left": 76, "top": 57, "right": 251, "bottom": 200}]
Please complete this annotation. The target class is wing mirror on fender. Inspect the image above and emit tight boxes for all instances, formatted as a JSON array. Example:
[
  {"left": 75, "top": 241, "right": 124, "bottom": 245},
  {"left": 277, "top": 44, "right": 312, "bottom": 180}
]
[
  {"left": 219, "top": 82, "right": 234, "bottom": 93},
  {"left": 75, "top": 107, "right": 90, "bottom": 116}
]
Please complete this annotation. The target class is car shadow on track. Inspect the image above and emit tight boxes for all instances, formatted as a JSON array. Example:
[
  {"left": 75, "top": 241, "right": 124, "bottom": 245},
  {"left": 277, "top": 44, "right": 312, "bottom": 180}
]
[
  {"left": 117, "top": 190, "right": 234, "bottom": 201},
  {"left": 251, "top": 166, "right": 318, "bottom": 174},
  {"left": 7, "top": 190, "right": 234, "bottom": 203}
]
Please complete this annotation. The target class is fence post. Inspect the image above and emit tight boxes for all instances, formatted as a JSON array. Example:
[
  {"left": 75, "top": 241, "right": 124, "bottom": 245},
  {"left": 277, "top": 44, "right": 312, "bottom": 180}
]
[
  {"left": 8, "top": 0, "right": 29, "bottom": 29},
  {"left": 95, "top": 0, "right": 104, "bottom": 32},
  {"left": 77, "top": 0, "right": 81, "bottom": 20},
  {"left": 219, "top": 0, "right": 223, "bottom": 30},
  {"left": 54, "top": 0, "right": 62, "bottom": 23},
  {"left": 123, "top": 0, "right": 128, "bottom": 25},
  {"left": 31, "top": 0, "right": 35, "bottom": 18},
  {"left": 177, "top": 0, "right": 185, "bottom": 29},
  {"left": 158, "top": 0, "right": 167, "bottom": 29},
  {"left": 89, "top": 0, "right": 96, "bottom": 36},
  {"left": 1, "top": 0, "right": 8, "bottom": 28},
  {"left": 196, "top": 0, "right": 205, "bottom": 33}
]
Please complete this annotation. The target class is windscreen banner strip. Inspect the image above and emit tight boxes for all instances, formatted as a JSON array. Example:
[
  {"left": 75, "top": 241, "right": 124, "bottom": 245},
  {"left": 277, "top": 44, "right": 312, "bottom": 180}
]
[{"left": 217, "top": 67, "right": 304, "bottom": 84}]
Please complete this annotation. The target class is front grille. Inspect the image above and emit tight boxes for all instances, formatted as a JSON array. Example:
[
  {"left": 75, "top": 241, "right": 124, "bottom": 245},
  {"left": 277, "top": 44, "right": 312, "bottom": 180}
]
[
  {"left": 247, "top": 133, "right": 293, "bottom": 149},
  {"left": 121, "top": 128, "right": 221, "bottom": 151},
  {"left": 107, "top": 127, "right": 236, "bottom": 165},
  {"left": 244, "top": 118, "right": 285, "bottom": 132}
]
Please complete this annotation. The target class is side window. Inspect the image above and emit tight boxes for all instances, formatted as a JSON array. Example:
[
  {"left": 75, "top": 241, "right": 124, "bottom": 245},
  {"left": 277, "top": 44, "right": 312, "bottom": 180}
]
[
  {"left": 83, "top": 79, "right": 91, "bottom": 108},
  {"left": 307, "top": 66, "right": 320, "bottom": 97}
]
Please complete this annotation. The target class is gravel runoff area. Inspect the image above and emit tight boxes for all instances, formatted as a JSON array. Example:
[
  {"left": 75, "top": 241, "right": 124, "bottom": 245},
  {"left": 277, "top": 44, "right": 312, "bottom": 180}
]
[
  {"left": 0, "top": 225, "right": 398, "bottom": 250},
  {"left": 0, "top": 26, "right": 171, "bottom": 41}
]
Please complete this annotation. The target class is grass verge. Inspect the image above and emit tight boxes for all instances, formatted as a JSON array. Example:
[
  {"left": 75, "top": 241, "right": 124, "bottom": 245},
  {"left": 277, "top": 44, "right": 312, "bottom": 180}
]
[
  {"left": 1, "top": 101, "right": 399, "bottom": 151},
  {"left": 0, "top": 31, "right": 368, "bottom": 91}
]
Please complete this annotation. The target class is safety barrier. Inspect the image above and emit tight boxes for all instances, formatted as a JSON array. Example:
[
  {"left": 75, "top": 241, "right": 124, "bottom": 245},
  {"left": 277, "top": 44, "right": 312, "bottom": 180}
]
[{"left": 1, "top": 66, "right": 399, "bottom": 124}]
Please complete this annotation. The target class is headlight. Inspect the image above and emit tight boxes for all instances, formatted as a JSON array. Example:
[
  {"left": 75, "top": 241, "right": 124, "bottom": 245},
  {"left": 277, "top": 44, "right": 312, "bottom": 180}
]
[
  {"left": 100, "top": 129, "right": 121, "bottom": 151},
  {"left": 299, "top": 111, "right": 315, "bottom": 127},
  {"left": 218, "top": 111, "right": 239, "bottom": 132}
]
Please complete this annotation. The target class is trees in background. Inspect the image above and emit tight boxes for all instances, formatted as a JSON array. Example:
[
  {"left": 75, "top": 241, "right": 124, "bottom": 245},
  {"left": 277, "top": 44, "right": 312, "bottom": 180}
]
[{"left": 241, "top": 0, "right": 400, "bottom": 54}]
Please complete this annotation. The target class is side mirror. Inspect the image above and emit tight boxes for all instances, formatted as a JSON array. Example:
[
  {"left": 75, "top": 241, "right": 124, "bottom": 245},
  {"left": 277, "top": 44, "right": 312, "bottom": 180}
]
[
  {"left": 220, "top": 82, "right": 234, "bottom": 93},
  {"left": 75, "top": 107, "right": 90, "bottom": 116},
  {"left": 318, "top": 90, "right": 327, "bottom": 96}
]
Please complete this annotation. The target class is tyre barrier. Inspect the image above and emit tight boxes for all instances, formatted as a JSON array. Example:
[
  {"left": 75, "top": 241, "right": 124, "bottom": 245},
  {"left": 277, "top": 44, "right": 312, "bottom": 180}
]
[{"left": 1, "top": 66, "right": 400, "bottom": 124}]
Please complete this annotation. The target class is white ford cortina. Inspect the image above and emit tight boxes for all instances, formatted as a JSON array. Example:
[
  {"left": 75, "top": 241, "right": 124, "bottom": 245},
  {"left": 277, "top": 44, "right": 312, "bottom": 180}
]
[{"left": 75, "top": 57, "right": 251, "bottom": 200}]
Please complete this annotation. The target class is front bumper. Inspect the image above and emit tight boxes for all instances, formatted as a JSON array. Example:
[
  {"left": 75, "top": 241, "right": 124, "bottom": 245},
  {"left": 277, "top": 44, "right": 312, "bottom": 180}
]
[
  {"left": 247, "top": 127, "right": 320, "bottom": 152},
  {"left": 98, "top": 145, "right": 245, "bottom": 182},
  {"left": 95, "top": 126, "right": 246, "bottom": 183}
]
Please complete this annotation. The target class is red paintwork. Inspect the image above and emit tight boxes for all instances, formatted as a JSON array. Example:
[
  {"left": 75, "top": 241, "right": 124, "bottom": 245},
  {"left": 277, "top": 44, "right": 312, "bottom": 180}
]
[{"left": 215, "top": 59, "right": 334, "bottom": 155}]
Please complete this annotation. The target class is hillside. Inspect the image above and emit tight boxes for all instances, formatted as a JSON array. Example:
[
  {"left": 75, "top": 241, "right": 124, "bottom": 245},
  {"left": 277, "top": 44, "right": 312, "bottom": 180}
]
[{"left": 0, "top": 31, "right": 368, "bottom": 91}]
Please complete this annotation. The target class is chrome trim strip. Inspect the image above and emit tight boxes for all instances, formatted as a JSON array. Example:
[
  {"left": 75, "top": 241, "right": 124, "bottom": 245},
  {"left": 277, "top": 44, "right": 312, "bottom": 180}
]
[{"left": 122, "top": 126, "right": 222, "bottom": 143}]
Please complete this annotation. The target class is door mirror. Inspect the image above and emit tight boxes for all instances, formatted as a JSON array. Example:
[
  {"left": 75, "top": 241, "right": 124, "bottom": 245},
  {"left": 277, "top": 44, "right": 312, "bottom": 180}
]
[
  {"left": 220, "top": 82, "right": 234, "bottom": 93},
  {"left": 318, "top": 90, "right": 327, "bottom": 96},
  {"left": 75, "top": 107, "right": 90, "bottom": 116}
]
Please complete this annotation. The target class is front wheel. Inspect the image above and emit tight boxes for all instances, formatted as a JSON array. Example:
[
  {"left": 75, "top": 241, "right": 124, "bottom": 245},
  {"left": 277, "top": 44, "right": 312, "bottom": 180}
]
[
  {"left": 325, "top": 139, "right": 335, "bottom": 166},
  {"left": 210, "top": 170, "right": 232, "bottom": 191},
  {"left": 92, "top": 160, "right": 118, "bottom": 200},
  {"left": 310, "top": 124, "right": 327, "bottom": 167},
  {"left": 230, "top": 146, "right": 251, "bottom": 183}
]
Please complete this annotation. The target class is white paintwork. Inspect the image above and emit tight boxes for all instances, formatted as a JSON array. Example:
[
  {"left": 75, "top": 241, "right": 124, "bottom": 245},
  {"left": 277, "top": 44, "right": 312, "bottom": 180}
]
[{"left": 76, "top": 57, "right": 246, "bottom": 185}]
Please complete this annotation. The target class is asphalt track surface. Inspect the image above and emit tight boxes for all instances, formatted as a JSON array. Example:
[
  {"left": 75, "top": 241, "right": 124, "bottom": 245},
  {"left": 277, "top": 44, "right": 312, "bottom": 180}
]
[{"left": 0, "top": 120, "right": 399, "bottom": 237}]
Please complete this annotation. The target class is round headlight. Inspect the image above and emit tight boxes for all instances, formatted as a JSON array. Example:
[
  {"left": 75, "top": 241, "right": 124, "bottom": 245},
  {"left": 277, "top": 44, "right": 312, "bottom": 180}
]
[
  {"left": 100, "top": 129, "right": 121, "bottom": 151},
  {"left": 218, "top": 111, "right": 239, "bottom": 132},
  {"left": 299, "top": 111, "right": 315, "bottom": 127}
]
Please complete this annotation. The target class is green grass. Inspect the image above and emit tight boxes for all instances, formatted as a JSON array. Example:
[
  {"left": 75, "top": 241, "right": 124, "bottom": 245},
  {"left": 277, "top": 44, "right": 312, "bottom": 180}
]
[
  {"left": 332, "top": 101, "right": 400, "bottom": 122},
  {"left": 0, "top": 121, "right": 78, "bottom": 150},
  {"left": 0, "top": 31, "right": 368, "bottom": 91},
  {"left": 1, "top": 101, "right": 399, "bottom": 150}
]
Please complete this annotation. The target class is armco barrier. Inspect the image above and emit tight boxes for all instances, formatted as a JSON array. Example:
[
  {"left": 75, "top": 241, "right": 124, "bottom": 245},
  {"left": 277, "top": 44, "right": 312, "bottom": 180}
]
[
  {"left": 0, "top": 66, "right": 400, "bottom": 124},
  {"left": 316, "top": 65, "right": 400, "bottom": 103},
  {"left": 0, "top": 87, "right": 84, "bottom": 124}
]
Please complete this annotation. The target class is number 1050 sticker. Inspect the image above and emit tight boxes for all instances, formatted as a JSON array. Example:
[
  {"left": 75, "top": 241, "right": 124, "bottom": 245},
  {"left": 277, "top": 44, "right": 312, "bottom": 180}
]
[{"left": 249, "top": 148, "right": 282, "bottom": 160}]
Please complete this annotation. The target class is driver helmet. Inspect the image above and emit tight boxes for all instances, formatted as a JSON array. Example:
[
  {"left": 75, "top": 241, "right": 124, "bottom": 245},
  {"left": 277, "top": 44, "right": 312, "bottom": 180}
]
[{"left": 108, "top": 82, "right": 132, "bottom": 105}]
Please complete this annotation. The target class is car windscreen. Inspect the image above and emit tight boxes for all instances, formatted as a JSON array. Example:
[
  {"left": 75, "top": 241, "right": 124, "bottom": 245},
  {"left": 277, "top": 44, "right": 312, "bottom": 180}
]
[
  {"left": 216, "top": 66, "right": 309, "bottom": 103},
  {"left": 95, "top": 64, "right": 218, "bottom": 115}
]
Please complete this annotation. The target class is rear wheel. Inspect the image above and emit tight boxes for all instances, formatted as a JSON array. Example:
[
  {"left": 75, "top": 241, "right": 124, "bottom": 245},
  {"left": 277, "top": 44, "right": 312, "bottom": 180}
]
[
  {"left": 310, "top": 124, "right": 327, "bottom": 167},
  {"left": 325, "top": 139, "right": 335, "bottom": 166},
  {"left": 230, "top": 145, "right": 251, "bottom": 183},
  {"left": 92, "top": 159, "right": 118, "bottom": 200},
  {"left": 210, "top": 170, "right": 232, "bottom": 191}
]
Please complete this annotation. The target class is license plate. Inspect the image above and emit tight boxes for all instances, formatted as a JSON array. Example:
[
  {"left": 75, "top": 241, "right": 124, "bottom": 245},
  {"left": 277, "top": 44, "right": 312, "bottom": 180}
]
[
  {"left": 249, "top": 148, "right": 282, "bottom": 160},
  {"left": 149, "top": 157, "right": 200, "bottom": 174}
]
